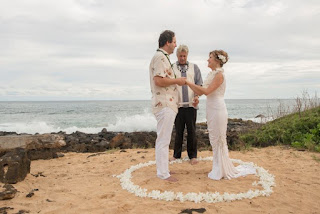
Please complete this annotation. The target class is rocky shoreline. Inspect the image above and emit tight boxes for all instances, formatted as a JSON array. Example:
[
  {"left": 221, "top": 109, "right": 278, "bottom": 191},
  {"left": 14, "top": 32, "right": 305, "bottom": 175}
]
[
  {"left": 0, "top": 118, "right": 260, "bottom": 159},
  {"left": 0, "top": 118, "right": 260, "bottom": 197}
]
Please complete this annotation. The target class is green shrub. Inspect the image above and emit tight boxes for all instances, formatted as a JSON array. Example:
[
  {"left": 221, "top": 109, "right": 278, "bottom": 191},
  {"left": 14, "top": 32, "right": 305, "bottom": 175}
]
[{"left": 240, "top": 106, "right": 320, "bottom": 152}]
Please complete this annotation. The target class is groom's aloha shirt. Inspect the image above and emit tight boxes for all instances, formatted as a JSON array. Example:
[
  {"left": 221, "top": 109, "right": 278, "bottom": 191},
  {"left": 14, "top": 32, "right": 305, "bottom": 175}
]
[{"left": 149, "top": 48, "right": 178, "bottom": 115}]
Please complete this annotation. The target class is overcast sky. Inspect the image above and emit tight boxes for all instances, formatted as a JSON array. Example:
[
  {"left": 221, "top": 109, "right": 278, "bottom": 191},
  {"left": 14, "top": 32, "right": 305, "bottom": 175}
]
[{"left": 0, "top": 0, "right": 319, "bottom": 101}]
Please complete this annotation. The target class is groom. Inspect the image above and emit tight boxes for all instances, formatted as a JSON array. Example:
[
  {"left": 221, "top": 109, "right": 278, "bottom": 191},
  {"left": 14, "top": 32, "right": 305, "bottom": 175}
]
[{"left": 149, "top": 30, "right": 186, "bottom": 182}]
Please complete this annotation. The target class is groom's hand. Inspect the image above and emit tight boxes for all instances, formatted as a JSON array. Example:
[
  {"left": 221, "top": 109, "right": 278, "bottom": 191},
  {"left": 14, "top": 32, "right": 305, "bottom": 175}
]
[{"left": 176, "top": 77, "right": 186, "bottom": 86}]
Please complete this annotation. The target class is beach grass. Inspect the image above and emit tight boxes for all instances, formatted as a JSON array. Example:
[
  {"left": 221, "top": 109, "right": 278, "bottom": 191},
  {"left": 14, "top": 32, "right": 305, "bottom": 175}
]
[
  {"left": 240, "top": 106, "right": 320, "bottom": 152},
  {"left": 239, "top": 91, "right": 320, "bottom": 153}
]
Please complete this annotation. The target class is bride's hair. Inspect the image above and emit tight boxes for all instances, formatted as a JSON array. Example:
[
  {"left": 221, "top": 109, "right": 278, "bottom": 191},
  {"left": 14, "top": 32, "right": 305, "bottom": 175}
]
[{"left": 210, "top": 50, "right": 229, "bottom": 67}]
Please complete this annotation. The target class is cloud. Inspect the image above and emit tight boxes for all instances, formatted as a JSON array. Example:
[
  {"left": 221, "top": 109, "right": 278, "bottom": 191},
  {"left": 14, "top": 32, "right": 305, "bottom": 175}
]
[
  {"left": 225, "top": 60, "right": 320, "bottom": 99},
  {"left": 0, "top": 0, "right": 319, "bottom": 100}
]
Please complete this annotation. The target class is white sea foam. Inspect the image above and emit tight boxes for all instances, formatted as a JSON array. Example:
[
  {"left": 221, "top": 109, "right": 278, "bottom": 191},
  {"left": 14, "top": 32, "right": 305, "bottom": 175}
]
[
  {"left": 0, "top": 114, "right": 271, "bottom": 134},
  {"left": 106, "top": 111, "right": 157, "bottom": 132},
  {"left": 0, "top": 122, "right": 60, "bottom": 134},
  {"left": 0, "top": 111, "right": 157, "bottom": 134}
]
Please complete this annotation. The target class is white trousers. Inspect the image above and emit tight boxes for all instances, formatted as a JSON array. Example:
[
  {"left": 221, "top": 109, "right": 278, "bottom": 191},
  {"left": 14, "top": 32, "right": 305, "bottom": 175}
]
[{"left": 154, "top": 107, "right": 177, "bottom": 179}]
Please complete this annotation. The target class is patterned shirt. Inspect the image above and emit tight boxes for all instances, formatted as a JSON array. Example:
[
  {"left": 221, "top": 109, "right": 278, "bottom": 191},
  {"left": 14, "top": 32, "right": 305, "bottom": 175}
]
[{"left": 149, "top": 49, "right": 179, "bottom": 114}]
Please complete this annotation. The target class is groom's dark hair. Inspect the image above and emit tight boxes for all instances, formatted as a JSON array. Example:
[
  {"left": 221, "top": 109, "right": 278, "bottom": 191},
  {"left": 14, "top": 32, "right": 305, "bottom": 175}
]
[{"left": 158, "top": 30, "right": 175, "bottom": 48}]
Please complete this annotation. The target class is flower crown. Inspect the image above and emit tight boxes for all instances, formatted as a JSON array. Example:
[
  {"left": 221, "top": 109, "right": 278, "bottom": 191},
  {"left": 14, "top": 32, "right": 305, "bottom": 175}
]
[{"left": 217, "top": 54, "right": 227, "bottom": 64}]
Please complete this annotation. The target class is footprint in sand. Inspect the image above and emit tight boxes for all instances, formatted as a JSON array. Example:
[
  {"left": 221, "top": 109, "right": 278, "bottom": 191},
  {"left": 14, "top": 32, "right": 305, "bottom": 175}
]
[{"left": 100, "top": 193, "right": 115, "bottom": 199}]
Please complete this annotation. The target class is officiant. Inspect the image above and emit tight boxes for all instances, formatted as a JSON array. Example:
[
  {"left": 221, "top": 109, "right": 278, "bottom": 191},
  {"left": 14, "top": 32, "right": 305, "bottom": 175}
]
[{"left": 171, "top": 44, "right": 203, "bottom": 165}]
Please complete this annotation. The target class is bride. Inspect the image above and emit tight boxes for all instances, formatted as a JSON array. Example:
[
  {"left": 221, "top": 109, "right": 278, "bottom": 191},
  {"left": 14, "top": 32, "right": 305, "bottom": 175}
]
[{"left": 186, "top": 50, "right": 256, "bottom": 180}]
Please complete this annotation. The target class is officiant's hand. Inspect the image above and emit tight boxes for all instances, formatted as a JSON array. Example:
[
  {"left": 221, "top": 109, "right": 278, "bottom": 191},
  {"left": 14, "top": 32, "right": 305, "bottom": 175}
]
[{"left": 192, "top": 96, "right": 199, "bottom": 107}]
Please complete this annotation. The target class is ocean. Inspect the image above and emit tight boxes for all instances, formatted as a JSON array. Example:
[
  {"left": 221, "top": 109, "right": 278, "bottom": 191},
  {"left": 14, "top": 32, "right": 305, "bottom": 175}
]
[{"left": 0, "top": 99, "right": 296, "bottom": 134}]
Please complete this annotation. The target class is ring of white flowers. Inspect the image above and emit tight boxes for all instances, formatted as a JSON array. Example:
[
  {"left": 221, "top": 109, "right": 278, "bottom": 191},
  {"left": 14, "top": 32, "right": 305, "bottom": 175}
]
[{"left": 115, "top": 157, "right": 275, "bottom": 203}]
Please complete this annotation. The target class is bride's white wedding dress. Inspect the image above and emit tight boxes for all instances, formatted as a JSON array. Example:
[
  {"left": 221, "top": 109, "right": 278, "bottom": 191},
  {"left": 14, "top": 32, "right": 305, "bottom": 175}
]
[{"left": 204, "top": 68, "right": 256, "bottom": 180}]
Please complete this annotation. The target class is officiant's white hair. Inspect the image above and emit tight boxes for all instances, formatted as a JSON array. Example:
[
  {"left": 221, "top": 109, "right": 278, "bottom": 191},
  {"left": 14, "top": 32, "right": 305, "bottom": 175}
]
[{"left": 176, "top": 44, "right": 189, "bottom": 56}]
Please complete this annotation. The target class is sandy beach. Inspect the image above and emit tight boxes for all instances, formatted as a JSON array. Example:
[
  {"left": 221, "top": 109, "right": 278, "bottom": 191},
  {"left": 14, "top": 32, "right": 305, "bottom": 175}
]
[{"left": 2, "top": 146, "right": 320, "bottom": 214}]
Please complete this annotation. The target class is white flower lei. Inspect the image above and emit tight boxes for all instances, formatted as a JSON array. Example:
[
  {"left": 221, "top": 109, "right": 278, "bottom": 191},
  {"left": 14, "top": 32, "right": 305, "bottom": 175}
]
[
  {"left": 218, "top": 54, "right": 227, "bottom": 63},
  {"left": 115, "top": 157, "right": 275, "bottom": 203}
]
